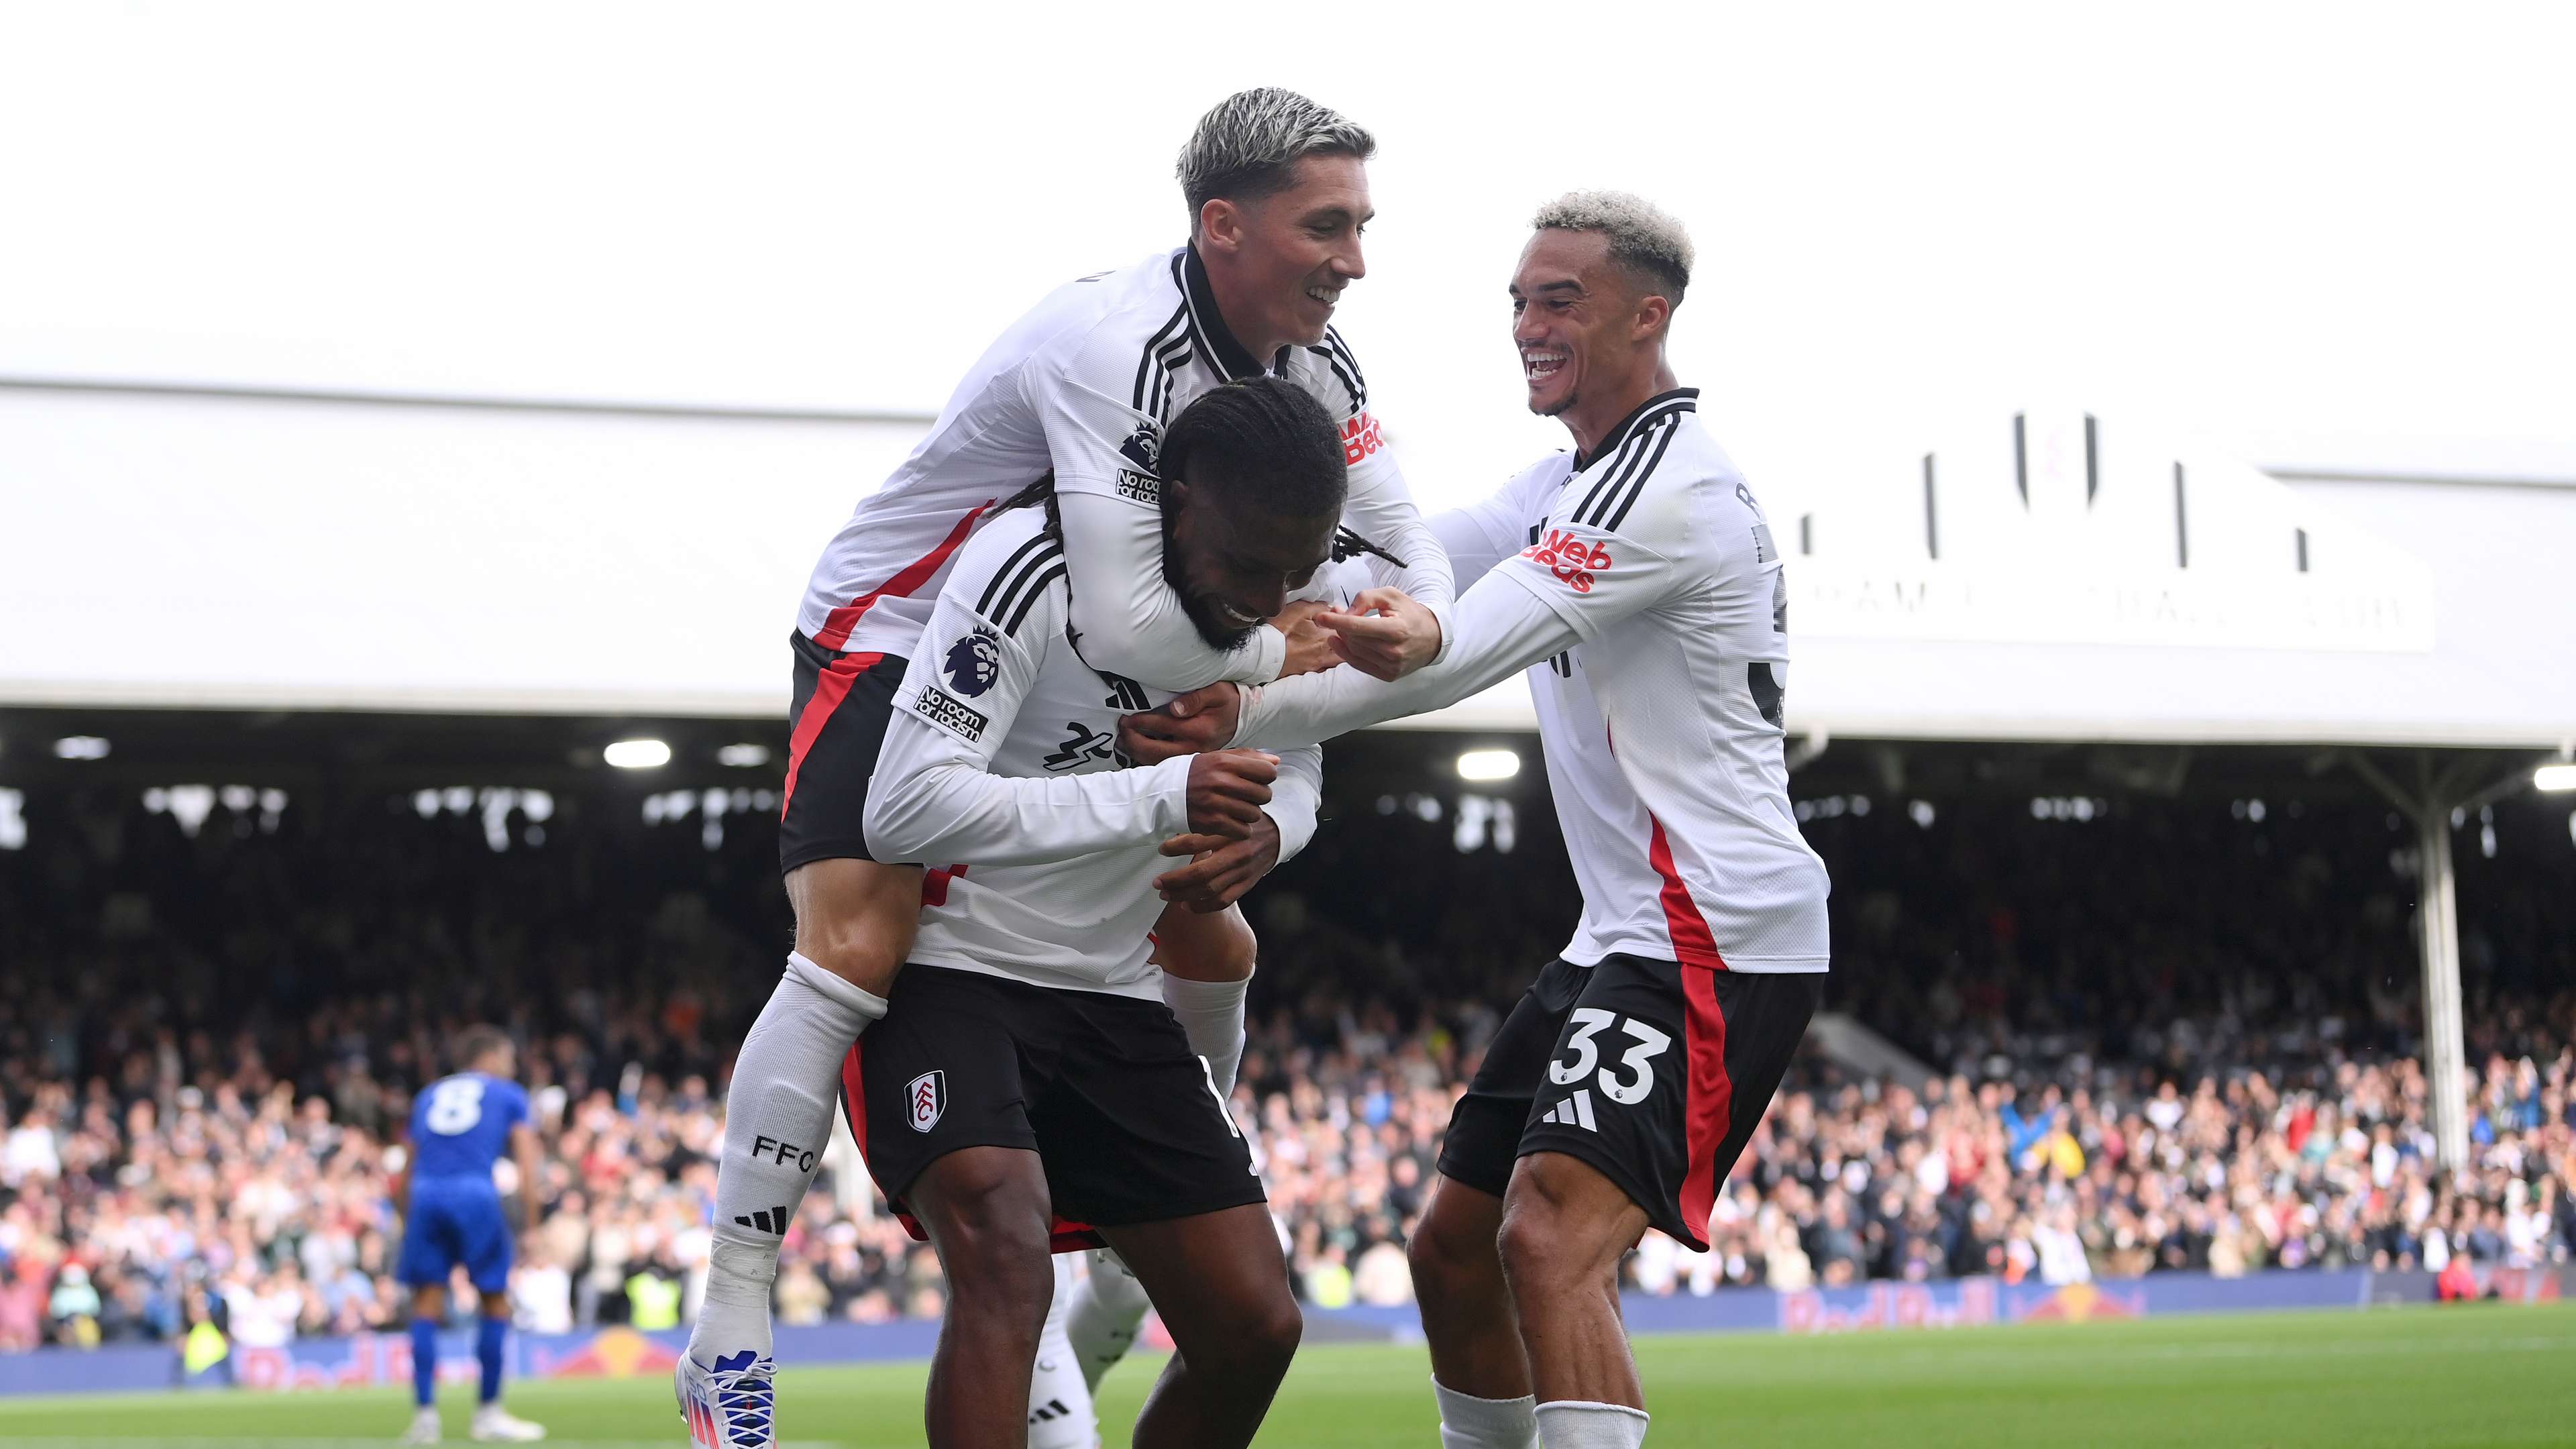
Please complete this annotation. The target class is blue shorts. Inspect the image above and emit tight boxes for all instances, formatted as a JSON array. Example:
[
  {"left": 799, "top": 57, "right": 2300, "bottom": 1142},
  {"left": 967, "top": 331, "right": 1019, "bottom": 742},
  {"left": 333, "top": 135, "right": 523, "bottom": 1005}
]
[{"left": 398, "top": 1181, "right": 513, "bottom": 1293}]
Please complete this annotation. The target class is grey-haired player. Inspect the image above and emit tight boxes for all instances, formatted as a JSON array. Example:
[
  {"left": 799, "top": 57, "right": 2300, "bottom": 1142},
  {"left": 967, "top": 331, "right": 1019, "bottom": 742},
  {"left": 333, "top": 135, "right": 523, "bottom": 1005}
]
[{"left": 683, "top": 88, "right": 1450, "bottom": 1447}]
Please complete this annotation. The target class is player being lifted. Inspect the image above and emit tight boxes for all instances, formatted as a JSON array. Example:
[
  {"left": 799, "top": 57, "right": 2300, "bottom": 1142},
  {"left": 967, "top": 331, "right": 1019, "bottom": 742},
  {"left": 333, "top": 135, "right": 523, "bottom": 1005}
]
[
  {"left": 393, "top": 1026, "right": 547, "bottom": 1444},
  {"left": 682, "top": 87, "right": 1452, "bottom": 1444},
  {"left": 1020, "top": 535, "right": 1391, "bottom": 1446},
  {"left": 1124, "top": 195, "right": 1831, "bottom": 1449},
  {"left": 820, "top": 378, "right": 1340, "bottom": 1449}
]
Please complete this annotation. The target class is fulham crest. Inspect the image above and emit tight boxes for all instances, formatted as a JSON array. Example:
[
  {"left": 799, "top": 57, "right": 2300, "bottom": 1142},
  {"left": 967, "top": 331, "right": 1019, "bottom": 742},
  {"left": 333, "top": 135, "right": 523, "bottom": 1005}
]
[{"left": 906, "top": 1071, "right": 946, "bottom": 1132}]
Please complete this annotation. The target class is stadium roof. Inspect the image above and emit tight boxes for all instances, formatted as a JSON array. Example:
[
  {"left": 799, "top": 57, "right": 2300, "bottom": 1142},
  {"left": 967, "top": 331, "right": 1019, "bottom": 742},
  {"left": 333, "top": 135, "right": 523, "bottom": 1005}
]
[
  {"left": 2, "top": 384, "right": 2568, "bottom": 751},
  {"left": 1404, "top": 408, "right": 2576, "bottom": 750}
]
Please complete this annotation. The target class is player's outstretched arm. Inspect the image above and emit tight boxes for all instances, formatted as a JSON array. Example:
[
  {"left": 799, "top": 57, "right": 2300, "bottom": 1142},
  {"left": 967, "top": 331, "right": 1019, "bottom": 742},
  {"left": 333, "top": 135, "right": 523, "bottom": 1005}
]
[
  {"left": 1118, "top": 571, "right": 1586, "bottom": 758},
  {"left": 1114, "top": 577, "right": 1572, "bottom": 760},
  {"left": 1334, "top": 437, "right": 1455, "bottom": 678},
  {"left": 1117, "top": 462, "right": 1621, "bottom": 753},
  {"left": 1245, "top": 576, "right": 1580, "bottom": 747},
  {"left": 1335, "top": 451, "right": 1572, "bottom": 678},
  {"left": 1237, "top": 492, "right": 1689, "bottom": 746}
]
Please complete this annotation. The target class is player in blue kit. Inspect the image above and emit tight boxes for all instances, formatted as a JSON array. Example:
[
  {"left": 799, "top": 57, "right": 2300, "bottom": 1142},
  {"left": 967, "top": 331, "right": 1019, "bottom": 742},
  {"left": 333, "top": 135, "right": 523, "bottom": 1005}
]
[{"left": 393, "top": 1025, "right": 547, "bottom": 1443}]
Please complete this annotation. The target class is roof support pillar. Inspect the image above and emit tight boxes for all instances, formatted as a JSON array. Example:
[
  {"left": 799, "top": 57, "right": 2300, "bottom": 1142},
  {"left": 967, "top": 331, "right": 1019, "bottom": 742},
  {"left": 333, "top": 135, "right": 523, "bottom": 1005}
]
[
  {"left": 2412, "top": 802, "right": 2469, "bottom": 1173},
  {"left": 2346, "top": 749, "right": 2545, "bottom": 1175}
]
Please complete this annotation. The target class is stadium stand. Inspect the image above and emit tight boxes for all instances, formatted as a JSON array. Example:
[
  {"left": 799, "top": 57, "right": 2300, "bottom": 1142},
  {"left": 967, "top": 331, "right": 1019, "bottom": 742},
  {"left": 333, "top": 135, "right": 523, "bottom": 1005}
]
[{"left": 0, "top": 767, "right": 2567, "bottom": 1350}]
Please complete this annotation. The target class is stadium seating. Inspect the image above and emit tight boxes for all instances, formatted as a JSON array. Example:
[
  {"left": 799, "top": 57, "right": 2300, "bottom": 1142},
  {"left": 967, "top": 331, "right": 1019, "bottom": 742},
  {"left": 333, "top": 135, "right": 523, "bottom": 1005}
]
[{"left": 0, "top": 783, "right": 2565, "bottom": 1349}]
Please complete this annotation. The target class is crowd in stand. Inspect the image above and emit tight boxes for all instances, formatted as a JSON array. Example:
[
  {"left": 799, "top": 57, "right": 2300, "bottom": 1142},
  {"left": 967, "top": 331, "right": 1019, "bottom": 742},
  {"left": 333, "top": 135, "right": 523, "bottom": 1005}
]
[
  {"left": 0, "top": 771, "right": 2568, "bottom": 1350},
  {"left": 1230, "top": 989, "right": 2575, "bottom": 1307}
]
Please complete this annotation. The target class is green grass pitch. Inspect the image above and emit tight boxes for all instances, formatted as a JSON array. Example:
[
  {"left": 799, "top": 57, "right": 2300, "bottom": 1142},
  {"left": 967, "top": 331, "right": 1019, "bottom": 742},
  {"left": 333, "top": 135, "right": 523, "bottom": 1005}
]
[{"left": 2, "top": 1303, "right": 2571, "bottom": 1447}]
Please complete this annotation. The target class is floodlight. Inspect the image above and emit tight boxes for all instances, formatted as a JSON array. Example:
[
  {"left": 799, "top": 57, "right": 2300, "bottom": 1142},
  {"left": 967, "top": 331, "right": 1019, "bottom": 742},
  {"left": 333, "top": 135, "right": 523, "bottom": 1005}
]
[{"left": 604, "top": 739, "right": 672, "bottom": 769}]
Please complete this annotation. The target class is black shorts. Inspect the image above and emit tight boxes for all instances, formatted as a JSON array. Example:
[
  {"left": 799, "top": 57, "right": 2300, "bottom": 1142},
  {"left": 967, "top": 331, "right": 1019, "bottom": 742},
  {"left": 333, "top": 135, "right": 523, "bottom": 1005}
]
[
  {"left": 1437, "top": 955, "right": 1821, "bottom": 1250},
  {"left": 780, "top": 631, "right": 908, "bottom": 873},
  {"left": 838, "top": 965, "right": 1264, "bottom": 1252}
]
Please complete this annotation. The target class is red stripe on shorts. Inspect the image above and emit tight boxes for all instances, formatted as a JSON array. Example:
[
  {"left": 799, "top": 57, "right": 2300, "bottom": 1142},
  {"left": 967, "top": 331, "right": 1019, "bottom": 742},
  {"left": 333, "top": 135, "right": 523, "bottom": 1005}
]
[
  {"left": 886, "top": 1208, "right": 1104, "bottom": 1254},
  {"left": 1675, "top": 965, "right": 1734, "bottom": 1250},
  {"left": 1047, "top": 1220, "right": 1107, "bottom": 1253},
  {"left": 839, "top": 1041, "right": 869, "bottom": 1160},
  {"left": 780, "top": 650, "right": 883, "bottom": 819},
  {"left": 1650, "top": 812, "right": 1733, "bottom": 1246}
]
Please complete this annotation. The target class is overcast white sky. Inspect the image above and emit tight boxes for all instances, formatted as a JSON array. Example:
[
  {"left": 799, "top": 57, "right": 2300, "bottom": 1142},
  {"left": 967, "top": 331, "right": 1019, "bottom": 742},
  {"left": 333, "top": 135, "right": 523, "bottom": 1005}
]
[{"left": 5, "top": 1, "right": 2573, "bottom": 507}]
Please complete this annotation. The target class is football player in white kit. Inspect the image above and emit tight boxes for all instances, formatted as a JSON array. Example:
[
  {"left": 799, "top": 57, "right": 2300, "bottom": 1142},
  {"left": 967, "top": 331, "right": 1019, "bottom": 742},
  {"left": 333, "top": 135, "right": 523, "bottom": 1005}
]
[
  {"left": 1122, "top": 195, "right": 1831, "bottom": 1449},
  {"left": 681, "top": 89, "right": 1453, "bottom": 1446},
  {"left": 830, "top": 378, "right": 1344, "bottom": 1449}
]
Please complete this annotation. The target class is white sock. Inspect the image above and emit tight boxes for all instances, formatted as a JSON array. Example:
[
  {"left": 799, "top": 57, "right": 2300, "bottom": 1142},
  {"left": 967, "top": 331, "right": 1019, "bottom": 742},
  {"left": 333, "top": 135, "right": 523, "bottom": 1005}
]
[
  {"left": 1160, "top": 973, "right": 1249, "bottom": 1097},
  {"left": 1065, "top": 1248, "right": 1154, "bottom": 1393},
  {"left": 1535, "top": 1401, "right": 1649, "bottom": 1448},
  {"left": 1026, "top": 1255, "right": 1098, "bottom": 1449},
  {"left": 1434, "top": 1379, "right": 1539, "bottom": 1449},
  {"left": 690, "top": 951, "right": 886, "bottom": 1364}
]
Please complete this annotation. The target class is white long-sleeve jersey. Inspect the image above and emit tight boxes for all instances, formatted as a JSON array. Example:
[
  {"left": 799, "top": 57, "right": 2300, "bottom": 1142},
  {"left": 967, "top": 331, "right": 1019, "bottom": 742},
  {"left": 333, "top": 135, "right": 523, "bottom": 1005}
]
[
  {"left": 796, "top": 245, "right": 1452, "bottom": 689},
  {"left": 1232, "top": 390, "right": 1829, "bottom": 974},
  {"left": 863, "top": 504, "right": 1332, "bottom": 999}
]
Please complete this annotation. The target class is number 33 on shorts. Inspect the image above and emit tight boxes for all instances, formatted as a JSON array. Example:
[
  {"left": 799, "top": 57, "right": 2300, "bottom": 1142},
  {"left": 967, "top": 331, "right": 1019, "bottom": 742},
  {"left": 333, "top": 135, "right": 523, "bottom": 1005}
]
[
  {"left": 1513, "top": 955, "right": 1822, "bottom": 1252},
  {"left": 1548, "top": 1008, "right": 1672, "bottom": 1107},
  {"left": 1535, "top": 1005, "right": 1679, "bottom": 1103},
  {"left": 1525, "top": 953, "right": 1704, "bottom": 1146}
]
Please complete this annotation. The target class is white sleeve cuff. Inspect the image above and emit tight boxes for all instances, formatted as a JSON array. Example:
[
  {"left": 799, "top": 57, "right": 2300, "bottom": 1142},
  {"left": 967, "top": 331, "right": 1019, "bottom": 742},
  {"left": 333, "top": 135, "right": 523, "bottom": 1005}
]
[
  {"left": 1424, "top": 596, "right": 1458, "bottom": 667},
  {"left": 1261, "top": 796, "right": 1318, "bottom": 861},
  {"left": 1240, "top": 623, "right": 1287, "bottom": 685},
  {"left": 1144, "top": 751, "right": 1195, "bottom": 831},
  {"left": 1228, "top": 682, "right": 1268, "bottom": 749}
]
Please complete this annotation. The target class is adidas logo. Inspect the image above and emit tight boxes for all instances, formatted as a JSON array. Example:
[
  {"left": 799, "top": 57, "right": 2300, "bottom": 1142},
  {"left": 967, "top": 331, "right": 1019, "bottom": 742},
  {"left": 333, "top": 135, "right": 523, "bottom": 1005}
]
[
  {"left": 1540, "top": 1089, "right": 1599, "bottom": 1132},
  {"left": 733, "top": 1205, "right": 790, "bottom": 1234},
  {"left": 1028, "top": 1397, "right": 1075, "bottom": 1426}
]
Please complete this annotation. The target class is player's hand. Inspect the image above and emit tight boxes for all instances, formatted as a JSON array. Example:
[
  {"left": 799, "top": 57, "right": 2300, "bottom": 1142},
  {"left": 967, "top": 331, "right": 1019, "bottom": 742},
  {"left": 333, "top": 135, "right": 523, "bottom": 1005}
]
[
  {"left": 1184, "top": 749, "right": 1277, "bottom": 840},
  {"left": 1122, "top": 683, "right": 1242, "bottom": 764},
  {"left": 1271, "top": 599, "right": 1339, "bottom": 678},
  {"left": 1155, "top": 812, "right": 1281, "bottom": 913},
  {"left": 1318, "top": 587, "right": 1442, "bottom": 681}
]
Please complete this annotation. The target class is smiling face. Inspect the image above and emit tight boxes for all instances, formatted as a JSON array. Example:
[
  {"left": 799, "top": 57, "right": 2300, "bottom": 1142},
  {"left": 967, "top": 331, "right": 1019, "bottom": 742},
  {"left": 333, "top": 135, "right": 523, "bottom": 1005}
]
[
  {"left": 1199, "top": 154, "right": 1373, "bottom": 354},
  {"left": 1161, "top": 486, "right": 1337, "bottom": 649},
  {"left": 1509, "top": 227, "right": 1668, "bottom": 424}
]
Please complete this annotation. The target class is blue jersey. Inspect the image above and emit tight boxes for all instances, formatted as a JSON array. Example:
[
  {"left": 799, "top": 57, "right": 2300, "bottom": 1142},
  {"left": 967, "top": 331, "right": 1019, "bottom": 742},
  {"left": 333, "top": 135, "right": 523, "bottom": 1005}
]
[{"left": 407, "top": 1072, "right": 530, "bottom": 1183}]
